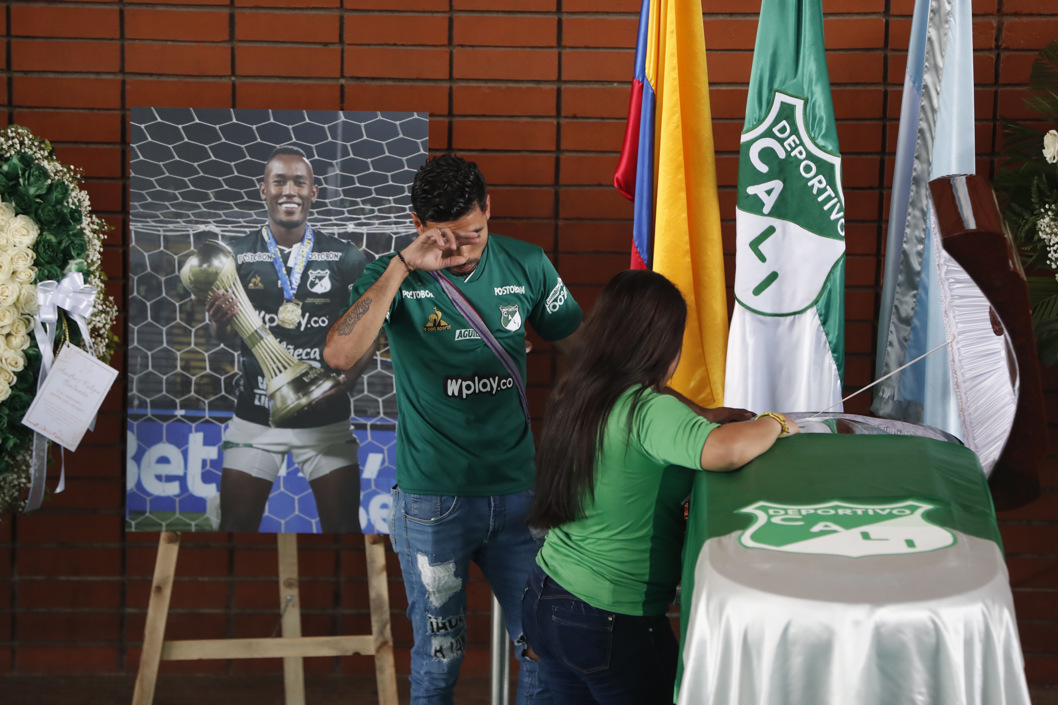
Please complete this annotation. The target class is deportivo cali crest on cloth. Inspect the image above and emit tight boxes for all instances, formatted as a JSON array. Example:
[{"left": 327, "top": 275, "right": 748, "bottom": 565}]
[{"left": 737, "top": 499, "right": 955, "bottom": 557}]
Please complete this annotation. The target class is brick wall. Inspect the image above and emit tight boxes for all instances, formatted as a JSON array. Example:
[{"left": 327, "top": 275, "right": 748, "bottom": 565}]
[{"left": 1, "top": 0, "right": 1056, "bottom": 690}]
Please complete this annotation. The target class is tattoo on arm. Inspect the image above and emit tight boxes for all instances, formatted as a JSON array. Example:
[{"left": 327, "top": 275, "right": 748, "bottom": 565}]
[{"left": 335, "top": 297, "right": 372, "bottom": 336}]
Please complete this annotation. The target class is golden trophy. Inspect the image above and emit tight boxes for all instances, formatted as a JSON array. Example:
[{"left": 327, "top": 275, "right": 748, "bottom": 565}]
[{"left": 180, "top": 240, "right": 345, "bottom": 425}]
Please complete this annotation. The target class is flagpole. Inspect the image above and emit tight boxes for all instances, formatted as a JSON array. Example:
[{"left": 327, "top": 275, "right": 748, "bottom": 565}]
[
  {"left": 800, "top": 340, "right": 951, "bottom": 421},
  {"left": 489, "top": 595, "right": 509, "bottom": 705}
]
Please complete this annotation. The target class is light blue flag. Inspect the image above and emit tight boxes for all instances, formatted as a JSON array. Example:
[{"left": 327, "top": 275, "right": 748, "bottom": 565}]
[{"left": 873, "top": 0, "right": 975, "bottom": 435}]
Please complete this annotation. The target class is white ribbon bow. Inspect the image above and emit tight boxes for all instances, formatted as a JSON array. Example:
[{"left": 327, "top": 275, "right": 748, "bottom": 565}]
[
  {"left": 25, "top": 272, "right": 98, "bottom": 512},
  {"left": 34, "top": 271, "right": 97, "bottom": 375}
]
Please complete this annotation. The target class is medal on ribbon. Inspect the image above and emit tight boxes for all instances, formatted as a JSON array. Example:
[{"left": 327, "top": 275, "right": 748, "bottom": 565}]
[
  {"left": 277, "top": 300, "right": 302, "bottom": 328},
  {"left": 262, "top": 223, "right": 314, "bottom": 329}
]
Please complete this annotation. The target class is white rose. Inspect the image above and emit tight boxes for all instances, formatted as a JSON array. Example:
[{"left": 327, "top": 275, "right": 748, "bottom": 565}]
[
  {"left": 0, "top": 227, "right": 11, "bottom": 252},
  {"left": 0, "top": 348, "right": 24, "bottom": 373},
  {"left": 0, "top": 305, "right": 16, "bottom": 331},
  {"left": 8, "top": 214, "right": 40, "bottom": 247},
  {"left": 12, "top": 265, "right": 35, "bottom": 286},
  {"left": 0, "top": 252, "right": 11, "bottom": 282},
  {"left": 7, "top": 331, "right": 29, "bottom": 351},
  {"left": 0, "top": 380, "right": 10, "bottom": 403},
  {"left": 0, "top": 201, "right": 15, "bottom": 231},
  {"left": 10, "top": 246, "right": 34, "bottom": 273},
  {"left": 1045, "top": 129, "right": 1058, "bottom": 164},
  {"left": 17, "top": 286, "right": 37, "bottom": 315},
  {"left": 0, "top": 282, "right": 19, "bottom": 308},
  {"left": 10, "top": 315, "right": 31, "bottom": 337},
  {"left": 0, "top": 365, "right": 13, "bottom": 386}
]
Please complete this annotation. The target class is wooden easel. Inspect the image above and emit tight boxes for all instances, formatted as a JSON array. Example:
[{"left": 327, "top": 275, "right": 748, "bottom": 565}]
[{"left": 131, "top": 531, "right": 398, "bottom": 705}]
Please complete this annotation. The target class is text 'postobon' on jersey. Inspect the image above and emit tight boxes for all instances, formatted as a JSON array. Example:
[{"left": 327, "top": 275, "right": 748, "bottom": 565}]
[
  {"left": 346, "top": 233, "right": 582, "bottom": 496},
  {"left": 228, "top": 228, "right": 366, "bottom": 428}
]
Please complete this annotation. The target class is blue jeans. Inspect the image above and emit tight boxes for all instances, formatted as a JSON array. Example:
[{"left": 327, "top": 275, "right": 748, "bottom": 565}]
[
  {"left": 521, "top": 563, "right": 679, "bottom": 705},
  {"left": 389, "top": 488, "right": 550, "bottom": 705}
]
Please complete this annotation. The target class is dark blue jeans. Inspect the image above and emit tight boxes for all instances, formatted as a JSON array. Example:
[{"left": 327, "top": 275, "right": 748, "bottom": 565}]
[
  {"left": 390, "top": 489, "right": 549, "bottom": 705},
  {"left": 521, "top": 563, "right": 679, "bottom": 705}
]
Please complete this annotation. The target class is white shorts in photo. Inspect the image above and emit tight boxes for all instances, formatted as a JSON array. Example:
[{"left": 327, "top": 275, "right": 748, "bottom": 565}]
[{"left": 221, "top": 416, "right": 359, "bottom": 483}]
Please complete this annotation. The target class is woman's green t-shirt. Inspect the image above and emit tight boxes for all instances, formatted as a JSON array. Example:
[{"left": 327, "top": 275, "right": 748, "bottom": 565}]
[{"left": 537, "top": 386, "right": 718, "bottom": 616}]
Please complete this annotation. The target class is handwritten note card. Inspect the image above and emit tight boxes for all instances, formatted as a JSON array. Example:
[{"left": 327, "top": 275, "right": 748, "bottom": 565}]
[{"left": 22, "top": 345, "right": 118, "bottom": 452}]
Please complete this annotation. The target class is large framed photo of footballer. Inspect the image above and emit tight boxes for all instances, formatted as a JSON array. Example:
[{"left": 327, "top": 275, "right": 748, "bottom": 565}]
[{"left": 127, "top": 108, "right": 426, "bottom": 533}]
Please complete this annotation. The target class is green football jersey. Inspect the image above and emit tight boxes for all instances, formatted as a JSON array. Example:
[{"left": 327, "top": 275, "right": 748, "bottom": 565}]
[
  {"left": 348, "top": 234, "right": 582, "bottom": 496},
  {"left": 229, "top": 228, "right": 366, "bottom": 428}
]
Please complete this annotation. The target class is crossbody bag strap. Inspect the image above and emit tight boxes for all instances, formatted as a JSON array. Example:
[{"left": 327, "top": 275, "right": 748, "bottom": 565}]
[{"left": 429, "top": 270, "right": 531, "bottom": 426}]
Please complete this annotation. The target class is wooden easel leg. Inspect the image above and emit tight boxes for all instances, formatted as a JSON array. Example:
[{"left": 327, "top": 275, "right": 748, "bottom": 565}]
[
  {"left": 365, "top": 534, "right": 398, "bottom": 705},
  {"left": 276, "top": 533, "right": 306, "bottom": 705},
  {"left": 131, "top": 531, "right": 394, "bottom": 705},
  {"left": 132, "top": 531, "right": 182, "bottom": 705}
]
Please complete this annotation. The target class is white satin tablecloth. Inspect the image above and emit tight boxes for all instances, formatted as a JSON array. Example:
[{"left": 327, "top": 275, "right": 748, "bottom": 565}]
[
  {"left": 675, "top": 433, "right": 1031, "bottom": 705},
  {"left": 677, "top": 530, "right": 1030, "bottom": 705}
]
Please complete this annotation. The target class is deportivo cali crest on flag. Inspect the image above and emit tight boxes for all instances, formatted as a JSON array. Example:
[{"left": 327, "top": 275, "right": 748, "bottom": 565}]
[
  {"left": 724, "top": 0, "right": 845, "bottom": 414},
  {"left": 734, "top": 92, "right": 845, "bottom": 316},
  {"left": 738, "top": 500, "right": 955, "bottom": 558}
]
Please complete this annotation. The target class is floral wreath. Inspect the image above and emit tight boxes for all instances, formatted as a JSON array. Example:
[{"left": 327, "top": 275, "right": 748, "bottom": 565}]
[
  {"left": 0, "top": 124, "right": 118, "bottom": 514},
  {"left": 994, "top": 40, "right": 1058, "bottom": 365}
]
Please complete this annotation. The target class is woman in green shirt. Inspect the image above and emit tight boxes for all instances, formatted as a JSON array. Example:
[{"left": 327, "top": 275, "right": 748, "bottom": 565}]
[{"left": 522, "top": 270, "right": 798, "bottom": 705}]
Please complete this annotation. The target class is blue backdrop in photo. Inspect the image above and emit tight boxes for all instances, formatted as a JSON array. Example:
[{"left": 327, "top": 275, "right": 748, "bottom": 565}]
[{"left": 126, "top": 414, "right": 396, "bottom": 534}]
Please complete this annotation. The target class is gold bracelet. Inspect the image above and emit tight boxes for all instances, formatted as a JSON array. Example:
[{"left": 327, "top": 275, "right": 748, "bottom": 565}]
[{"left": 755, "top": 411, "right": 789, "bottom": 436}]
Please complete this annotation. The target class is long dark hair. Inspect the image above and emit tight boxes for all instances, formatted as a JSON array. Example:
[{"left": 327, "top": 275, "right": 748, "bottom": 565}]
[{"left": 528, "top": 270, "right": 688, "bottom": 529}]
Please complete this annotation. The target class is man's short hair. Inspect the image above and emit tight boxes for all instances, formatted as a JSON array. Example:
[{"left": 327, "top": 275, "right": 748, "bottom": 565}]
[
  {"left": 411, "top": 154, "right": 487, "bottom": 224},
  {"left": 268, "top": 144, "right": 309, "bottom": 161},
  {"left": 264, "top": 145, "right": 314, "bottom": 179}
]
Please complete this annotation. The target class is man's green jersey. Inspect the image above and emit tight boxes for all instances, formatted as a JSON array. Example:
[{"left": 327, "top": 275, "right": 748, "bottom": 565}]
[{"left": 347, "top": 234, "right": 582, "bottom": 496}]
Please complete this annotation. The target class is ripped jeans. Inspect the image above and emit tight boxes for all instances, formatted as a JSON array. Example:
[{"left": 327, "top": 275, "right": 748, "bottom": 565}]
[{"left": 389, "top": 488, "right": 551, "bottom": 705}]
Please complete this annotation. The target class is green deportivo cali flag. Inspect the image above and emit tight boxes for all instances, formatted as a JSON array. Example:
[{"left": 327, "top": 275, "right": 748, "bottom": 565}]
[
  {"left": 723, "top": 0, "right": 845, "bottom": 414},
  {"left": 692, "top": 435, "right": 1002, "bottom": 555},
  {"left": 674, "top": 433, "right": 1005, "bottom": 702}
]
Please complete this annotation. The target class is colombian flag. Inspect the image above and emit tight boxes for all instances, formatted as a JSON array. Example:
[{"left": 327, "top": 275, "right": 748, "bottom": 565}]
[{"left": 613, "top": 0, "right": 728, "bottom": 407}]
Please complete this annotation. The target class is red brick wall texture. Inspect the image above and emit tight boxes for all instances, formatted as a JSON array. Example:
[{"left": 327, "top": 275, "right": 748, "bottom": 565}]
[{"left": 1, "top": 0, "right": 1057, "bottom": 689}]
